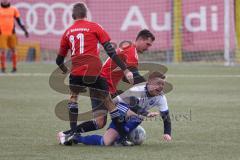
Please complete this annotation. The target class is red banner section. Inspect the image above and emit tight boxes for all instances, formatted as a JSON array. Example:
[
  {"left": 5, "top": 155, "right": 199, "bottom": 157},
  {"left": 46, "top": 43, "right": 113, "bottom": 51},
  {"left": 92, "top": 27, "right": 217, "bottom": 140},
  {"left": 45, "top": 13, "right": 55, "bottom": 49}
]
[{"left": 12, "top": 0, "right": 236, "bottom": 52}]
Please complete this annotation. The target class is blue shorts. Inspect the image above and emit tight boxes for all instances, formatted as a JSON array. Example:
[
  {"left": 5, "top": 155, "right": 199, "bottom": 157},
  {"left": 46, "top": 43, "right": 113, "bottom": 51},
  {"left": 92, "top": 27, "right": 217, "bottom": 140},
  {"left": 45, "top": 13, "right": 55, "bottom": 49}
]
[
  {"left": 108, "top": 121, "right": 119, "bottom": 131},
  {"left": 107, "top": 102, "right": 129, "bottom": 131}
]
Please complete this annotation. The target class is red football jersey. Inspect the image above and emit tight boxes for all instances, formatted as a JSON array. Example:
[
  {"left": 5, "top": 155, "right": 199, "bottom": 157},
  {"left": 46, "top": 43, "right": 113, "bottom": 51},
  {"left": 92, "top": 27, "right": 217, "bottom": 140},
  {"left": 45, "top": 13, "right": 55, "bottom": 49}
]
[
  {"left": 58, "top": 20, "right": 110, "bottom": 76},
  {"left": 101, "top": 44, "right": 139, "bottom": 94}
]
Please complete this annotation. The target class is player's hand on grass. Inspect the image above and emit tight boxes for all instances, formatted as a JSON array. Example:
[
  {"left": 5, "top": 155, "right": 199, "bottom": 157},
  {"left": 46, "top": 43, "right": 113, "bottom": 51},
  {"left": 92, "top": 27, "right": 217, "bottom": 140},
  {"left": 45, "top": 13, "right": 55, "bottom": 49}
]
[
  {"left": 147, "top": 112, "right": 159, "bottom": 117},
  {"left": 123, "top": 69, "right": 134, "bottom": 84},
  {"left": 163, "top": 134, "right": 172, "bottom": 141}
]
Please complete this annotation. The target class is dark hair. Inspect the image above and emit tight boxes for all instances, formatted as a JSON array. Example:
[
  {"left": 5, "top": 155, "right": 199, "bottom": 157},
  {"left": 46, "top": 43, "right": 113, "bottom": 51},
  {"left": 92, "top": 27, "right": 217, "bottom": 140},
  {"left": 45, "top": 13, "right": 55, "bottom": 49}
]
[
  {"left": 1, "top": 1, "right": 10, "bottom": 8},
  {"left": 72, "top": 2, "right": 87, "bottom": 19},
  {"left": 136, "top": 29, "right": 155, "bottom": 41},
  {"left": 148, "top": 71, "right": 165, "bottom": 80}
]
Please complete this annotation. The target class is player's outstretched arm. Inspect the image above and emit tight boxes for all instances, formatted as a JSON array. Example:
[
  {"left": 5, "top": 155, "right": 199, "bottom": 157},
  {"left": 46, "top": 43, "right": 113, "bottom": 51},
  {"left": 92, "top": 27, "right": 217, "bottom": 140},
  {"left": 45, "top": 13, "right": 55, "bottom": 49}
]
[{"left": 103, "top": 41, "right": 134, "bottom": 84}]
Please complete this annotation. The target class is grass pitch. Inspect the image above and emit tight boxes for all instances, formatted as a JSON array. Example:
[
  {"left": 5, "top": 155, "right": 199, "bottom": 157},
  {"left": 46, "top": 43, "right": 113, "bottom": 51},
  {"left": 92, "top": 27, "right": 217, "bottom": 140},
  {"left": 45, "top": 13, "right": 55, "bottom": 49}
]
[{"left": 0, "top": 63, "right": 240, "bottom": 160}]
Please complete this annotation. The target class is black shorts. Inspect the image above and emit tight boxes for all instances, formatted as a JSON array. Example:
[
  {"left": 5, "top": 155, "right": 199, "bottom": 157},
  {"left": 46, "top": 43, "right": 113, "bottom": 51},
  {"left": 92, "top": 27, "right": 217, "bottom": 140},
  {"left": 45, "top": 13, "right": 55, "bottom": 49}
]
[
  {"left": 69, "top": 75, "right": 109, "bottom": 110},
  {"left": 69, "top": 75, "right": 108, "bottom": 92}
]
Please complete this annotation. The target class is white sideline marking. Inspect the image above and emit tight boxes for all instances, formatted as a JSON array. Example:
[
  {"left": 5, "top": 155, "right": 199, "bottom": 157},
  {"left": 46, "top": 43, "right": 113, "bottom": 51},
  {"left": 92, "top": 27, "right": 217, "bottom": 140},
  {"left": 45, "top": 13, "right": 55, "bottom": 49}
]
[
  {"left": 0, "top": 73, "right": 240, "bottom": 78},
  {"left": 0, "top": 73, "right": 50, "bottom": 77}
]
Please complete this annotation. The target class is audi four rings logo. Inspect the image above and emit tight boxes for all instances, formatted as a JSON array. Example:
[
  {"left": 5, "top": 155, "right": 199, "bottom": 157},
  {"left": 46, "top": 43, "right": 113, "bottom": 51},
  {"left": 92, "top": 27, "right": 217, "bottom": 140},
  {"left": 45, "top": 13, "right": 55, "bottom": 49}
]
[{"left": 14, "top": 2, "right": 92, "bottom": 35}]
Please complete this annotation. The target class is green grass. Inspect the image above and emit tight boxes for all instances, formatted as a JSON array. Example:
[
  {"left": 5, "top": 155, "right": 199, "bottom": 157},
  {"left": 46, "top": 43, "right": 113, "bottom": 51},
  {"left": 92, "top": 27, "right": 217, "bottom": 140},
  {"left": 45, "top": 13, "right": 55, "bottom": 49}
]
[{"left": 0, "top": 62, "right": 240, "bottom": 160}]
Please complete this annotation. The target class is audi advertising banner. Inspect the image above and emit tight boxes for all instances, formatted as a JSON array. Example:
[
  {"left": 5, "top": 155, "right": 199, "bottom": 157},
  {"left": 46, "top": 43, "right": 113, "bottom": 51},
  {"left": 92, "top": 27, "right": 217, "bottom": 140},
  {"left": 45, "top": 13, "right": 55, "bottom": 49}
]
[{"left": 12, "top": 0, "right": 236, "bottom": 52}]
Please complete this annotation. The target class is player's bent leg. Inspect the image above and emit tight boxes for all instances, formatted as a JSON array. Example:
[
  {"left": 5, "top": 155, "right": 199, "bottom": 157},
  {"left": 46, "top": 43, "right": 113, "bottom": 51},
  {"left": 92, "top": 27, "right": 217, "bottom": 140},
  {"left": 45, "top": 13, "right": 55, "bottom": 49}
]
[
  {"left": 106, "top": 121, "right": 134, "bottom": 146},
  {"left": 95, "top": 115, "right": 107, "bottom": 129},
  {"left": 107, "top": 109, "right": 143, "bottom": 146},
  {"left": 103, "top": 128, "right": 119, "bottom": 146},
  {"left": 92, "top": 77, "right": 129, "bottom": 138},
  {"left": 67, "top": 123, "right": 126, "bottom": 146},
  {"left": 65, "top": 120, "right": 137, "bottom": 146}
]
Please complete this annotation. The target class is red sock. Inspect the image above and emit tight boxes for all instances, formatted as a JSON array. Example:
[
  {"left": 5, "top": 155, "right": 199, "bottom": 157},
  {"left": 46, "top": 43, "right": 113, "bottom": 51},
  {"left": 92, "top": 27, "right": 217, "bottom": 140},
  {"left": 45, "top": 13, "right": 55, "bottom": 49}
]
[
  {"left": 1, "top": 51, "right": 6, "bottom": 69},
  {"left": 12, "top": 52, "right": 17, "bottom": 69}
]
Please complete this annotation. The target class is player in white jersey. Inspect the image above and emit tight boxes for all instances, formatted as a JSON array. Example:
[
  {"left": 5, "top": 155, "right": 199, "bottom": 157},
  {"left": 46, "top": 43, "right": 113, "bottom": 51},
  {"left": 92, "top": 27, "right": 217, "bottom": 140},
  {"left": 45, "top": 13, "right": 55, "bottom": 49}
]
[{"left": 60, "top": 72, "right": 172, "bottom": 146}]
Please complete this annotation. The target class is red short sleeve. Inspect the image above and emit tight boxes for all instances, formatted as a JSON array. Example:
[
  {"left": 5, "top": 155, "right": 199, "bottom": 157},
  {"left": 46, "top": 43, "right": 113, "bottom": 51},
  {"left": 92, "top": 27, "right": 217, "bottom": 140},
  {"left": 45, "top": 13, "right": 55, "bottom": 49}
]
[{"left": 14, "top": 7, "right": 20, "bottom": 18}]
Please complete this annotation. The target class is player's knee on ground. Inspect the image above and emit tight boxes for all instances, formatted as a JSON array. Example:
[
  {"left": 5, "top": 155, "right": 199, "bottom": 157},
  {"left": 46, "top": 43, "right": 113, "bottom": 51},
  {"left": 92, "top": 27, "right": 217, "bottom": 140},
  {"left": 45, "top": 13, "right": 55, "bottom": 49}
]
[
  {"left": 95, "top": 116, "right": 107, "bottom": 129},
  {"left": 103, "top": 128, "right": 119, "bottom": 146},
  {"left": 103, "top": 140, "right": 112, "bottom": 146}
]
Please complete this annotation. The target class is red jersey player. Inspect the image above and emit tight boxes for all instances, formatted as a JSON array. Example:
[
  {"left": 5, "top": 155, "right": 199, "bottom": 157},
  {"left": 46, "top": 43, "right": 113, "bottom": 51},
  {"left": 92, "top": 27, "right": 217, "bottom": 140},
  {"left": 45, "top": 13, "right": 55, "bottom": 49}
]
[
  {"left": 56, "top": 2, "right": 134, "bottom": 144},
  {"left": 102, "top": 29, "right": 155, "bottom": 96},
  {"left": 101, "top": 43, "right": 139, "bottom": 95},
  {"left": 69, "top": 29, "right": 155, "bottom": 145}
]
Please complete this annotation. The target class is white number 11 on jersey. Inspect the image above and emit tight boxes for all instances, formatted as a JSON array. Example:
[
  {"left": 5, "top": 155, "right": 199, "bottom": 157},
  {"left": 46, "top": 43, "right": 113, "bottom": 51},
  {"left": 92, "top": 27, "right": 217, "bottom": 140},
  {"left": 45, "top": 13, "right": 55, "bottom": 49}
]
[{"left": 69, "top": 33, "right": 84, "bottom": 55}]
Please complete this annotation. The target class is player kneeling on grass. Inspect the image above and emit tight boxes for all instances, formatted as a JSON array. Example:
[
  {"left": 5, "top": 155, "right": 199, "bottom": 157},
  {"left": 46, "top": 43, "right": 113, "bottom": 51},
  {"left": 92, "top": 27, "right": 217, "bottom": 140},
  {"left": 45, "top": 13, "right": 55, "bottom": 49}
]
[{"left": 59, "top": 71, "right": 172, "bottom": 146}]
